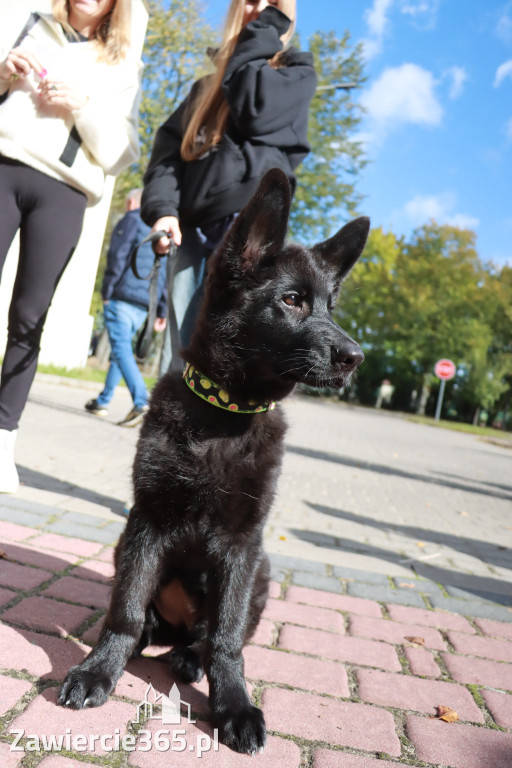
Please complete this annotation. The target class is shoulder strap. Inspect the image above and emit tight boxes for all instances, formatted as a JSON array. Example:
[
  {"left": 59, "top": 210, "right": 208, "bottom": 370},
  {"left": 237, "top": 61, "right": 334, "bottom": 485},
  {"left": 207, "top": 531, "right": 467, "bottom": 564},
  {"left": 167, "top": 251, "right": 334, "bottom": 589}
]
[{"left": 13, "top": 12, "right": 41, "bottom": 48}]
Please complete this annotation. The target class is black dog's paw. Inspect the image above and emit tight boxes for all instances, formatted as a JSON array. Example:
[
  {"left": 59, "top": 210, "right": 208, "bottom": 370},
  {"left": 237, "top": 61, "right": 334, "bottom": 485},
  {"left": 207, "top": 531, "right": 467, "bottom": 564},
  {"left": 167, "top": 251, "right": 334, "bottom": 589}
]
[
  {"left": 216, "top": 705, "right": 266, "bottom": 755},
  {"left": 169, "top": 647, "right": 204, "bottom": 683},
  {"left": 58, "top": 666, "right": 114, "bottom": 709}
]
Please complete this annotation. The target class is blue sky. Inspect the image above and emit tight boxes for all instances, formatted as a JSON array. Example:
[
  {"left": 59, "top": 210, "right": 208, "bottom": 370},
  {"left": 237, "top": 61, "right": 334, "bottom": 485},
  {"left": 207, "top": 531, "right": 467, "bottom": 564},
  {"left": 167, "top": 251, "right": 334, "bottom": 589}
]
[{"left": 205, "top": 1, "right": 512, "bottom": 267}]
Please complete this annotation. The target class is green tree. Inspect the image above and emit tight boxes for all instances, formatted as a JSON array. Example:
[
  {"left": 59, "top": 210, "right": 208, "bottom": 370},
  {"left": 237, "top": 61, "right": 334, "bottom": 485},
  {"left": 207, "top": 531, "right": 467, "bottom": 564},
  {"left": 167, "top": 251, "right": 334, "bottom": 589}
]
[{"left": 291, "top": 31, "right": 367, "bottom": 243}]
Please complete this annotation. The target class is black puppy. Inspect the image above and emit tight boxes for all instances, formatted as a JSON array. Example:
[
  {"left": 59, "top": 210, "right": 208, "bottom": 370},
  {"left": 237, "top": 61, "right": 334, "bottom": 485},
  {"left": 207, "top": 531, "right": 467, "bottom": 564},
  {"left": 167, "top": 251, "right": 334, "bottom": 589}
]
[{"left": 59, "top": 169, "right": 369, "bottom": 754}]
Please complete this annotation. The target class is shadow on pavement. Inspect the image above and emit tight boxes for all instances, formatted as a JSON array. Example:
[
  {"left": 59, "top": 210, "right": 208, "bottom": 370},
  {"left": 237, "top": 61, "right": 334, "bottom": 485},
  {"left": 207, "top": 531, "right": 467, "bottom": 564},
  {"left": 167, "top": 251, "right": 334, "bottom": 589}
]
[
  {"left": 285, "top": 445, "right": 512, "bottom": 502},
  {"left": 16, "top": 466, "right": 127, "bottom": 517}
]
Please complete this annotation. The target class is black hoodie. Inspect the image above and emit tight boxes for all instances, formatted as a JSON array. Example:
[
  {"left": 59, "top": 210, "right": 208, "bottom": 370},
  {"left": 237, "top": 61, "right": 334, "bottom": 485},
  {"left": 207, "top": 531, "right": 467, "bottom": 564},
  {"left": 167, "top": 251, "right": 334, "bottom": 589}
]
[{"left": 141, "top": 6, "right": 317, "bottom": 228}]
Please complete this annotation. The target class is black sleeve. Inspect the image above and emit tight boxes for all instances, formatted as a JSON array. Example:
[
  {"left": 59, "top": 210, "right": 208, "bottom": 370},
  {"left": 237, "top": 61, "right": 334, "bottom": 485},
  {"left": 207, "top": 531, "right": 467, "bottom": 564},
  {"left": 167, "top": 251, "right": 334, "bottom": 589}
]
[
  {"left": 141, "top": 93, "right": 192, "bottom": 227},
  {"left": 222, "top": 6, "right": 317, "bottom": 140}
]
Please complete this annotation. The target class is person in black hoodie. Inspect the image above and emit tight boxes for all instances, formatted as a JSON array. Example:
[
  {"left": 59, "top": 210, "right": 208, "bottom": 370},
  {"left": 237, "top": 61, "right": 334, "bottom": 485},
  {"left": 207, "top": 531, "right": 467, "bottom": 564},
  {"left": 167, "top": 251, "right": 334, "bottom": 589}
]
[
  {"left": 141, "top": 0, "right": 316, "bottom": 372},
  {"left": 85, "top": 189, "right": 167, "bottom": 426}
]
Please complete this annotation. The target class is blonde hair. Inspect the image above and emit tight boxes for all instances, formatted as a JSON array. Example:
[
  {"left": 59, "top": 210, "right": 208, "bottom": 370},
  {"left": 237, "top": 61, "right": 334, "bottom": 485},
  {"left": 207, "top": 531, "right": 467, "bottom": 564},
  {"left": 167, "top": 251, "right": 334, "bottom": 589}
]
[
  {"left": 51, "top": 0, "right": 131, "bottom": 63},
  {"left": 181, "top": 0, "right": 297, "bottom": 162}
]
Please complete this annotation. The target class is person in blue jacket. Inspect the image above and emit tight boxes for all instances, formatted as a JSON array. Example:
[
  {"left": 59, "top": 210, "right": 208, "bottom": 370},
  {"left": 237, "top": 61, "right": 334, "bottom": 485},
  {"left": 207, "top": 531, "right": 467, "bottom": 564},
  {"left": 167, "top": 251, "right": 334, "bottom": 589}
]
[
  {"left": 141, "top": 0, "right": 316, "bottom": 373},
  {"left": 85, "top": 189, "right": 167, "bottom": 426}
]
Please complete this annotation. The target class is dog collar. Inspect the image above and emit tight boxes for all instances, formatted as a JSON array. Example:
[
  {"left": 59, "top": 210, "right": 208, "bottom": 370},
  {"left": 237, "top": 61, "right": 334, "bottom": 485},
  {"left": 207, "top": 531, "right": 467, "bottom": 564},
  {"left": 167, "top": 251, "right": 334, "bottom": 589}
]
[{"left": 183, "top": 363, "right": 275, "bottom": 414}]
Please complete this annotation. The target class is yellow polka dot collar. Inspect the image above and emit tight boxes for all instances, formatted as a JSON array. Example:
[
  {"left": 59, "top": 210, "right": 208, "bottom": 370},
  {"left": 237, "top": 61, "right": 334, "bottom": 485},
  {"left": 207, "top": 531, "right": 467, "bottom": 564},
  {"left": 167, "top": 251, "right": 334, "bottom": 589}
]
[{"left": 183, "top": 363, "right": 276, "bottom": 414}]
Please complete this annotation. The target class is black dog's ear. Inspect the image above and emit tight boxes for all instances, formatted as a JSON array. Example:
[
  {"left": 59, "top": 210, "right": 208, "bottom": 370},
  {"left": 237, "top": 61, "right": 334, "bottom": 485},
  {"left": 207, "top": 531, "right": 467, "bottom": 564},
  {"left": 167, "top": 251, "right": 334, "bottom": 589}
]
[
  {"left": 223, "top": 168, "right": 291, "bottom": 274},
  {"left": 311, "top": 216, "right": 370, "bottom": 292}
]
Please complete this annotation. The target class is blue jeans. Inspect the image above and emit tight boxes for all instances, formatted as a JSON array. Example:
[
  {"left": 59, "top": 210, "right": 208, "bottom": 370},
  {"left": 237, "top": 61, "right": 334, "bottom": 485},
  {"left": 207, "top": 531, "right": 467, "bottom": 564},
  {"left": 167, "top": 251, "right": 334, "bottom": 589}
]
[{"left": 97, "top": 299, "right": 148, "bottom": 409}]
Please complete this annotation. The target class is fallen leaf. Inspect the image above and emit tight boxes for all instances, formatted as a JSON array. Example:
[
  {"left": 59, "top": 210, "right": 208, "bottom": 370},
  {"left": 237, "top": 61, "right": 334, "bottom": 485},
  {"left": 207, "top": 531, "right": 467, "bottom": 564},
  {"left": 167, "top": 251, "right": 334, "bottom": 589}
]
[
  {"left": 278, "top": 536, "right": 287, "bottom": 541},
  {"left": 416, "top": 541, "right": 426, "bottom": 548},
  {"left": 405, "top": 636, "right": 425, "bottom": 646},
  {"left": 459, "top": 510, "right": 469, "bottom": 517},
  {"left": 398, "top": 582, "right": 417, "bottom": 590},
  {"left": 0, "top": 549, "right": 6, "bottom": 558},
  {"left": 433, "top": 705, "right": 458, "bottom": 723}
]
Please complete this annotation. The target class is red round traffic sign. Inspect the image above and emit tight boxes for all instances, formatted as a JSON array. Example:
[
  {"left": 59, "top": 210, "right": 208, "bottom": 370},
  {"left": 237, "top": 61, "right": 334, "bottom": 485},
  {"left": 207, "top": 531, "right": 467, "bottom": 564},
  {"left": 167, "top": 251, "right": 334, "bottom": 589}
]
[{"left": 434, "top": 359, "right": 456, "bottom": 381}]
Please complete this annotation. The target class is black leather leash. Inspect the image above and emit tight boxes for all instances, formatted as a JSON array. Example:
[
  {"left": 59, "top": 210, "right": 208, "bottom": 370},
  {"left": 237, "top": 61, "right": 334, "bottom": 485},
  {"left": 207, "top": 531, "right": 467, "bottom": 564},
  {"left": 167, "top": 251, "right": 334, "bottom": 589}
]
[{"left": 130, "top": 230, "right": 178, "bottom": 361}]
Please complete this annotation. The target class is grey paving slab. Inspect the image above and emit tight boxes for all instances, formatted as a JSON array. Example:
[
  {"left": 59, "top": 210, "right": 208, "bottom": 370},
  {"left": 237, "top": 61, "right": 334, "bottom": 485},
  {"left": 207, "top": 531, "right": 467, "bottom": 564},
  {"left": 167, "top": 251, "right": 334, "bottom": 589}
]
[
  {"left": 268, "top": 553, "right": 328, "bottom": 575},
  {"left": 332, "top": 565, "right": 390, "bottom": 585},
  {"left": 45, "top": 519, "right": 122, "bottom": 544},
  {"left": 0, "top": 505, "right": 49, "bottom": 529},
  {"left": 429, "top": 595, "right": 512, "bottom": 622},
  {"left": 290, "top": 571, "right": 342, "bottom": 593},
  {"left": 391, "top": 577, "right": 445, "bottom": 596},
  {"left": 347, "top": 581, "right": 427, "bottom": 608}
]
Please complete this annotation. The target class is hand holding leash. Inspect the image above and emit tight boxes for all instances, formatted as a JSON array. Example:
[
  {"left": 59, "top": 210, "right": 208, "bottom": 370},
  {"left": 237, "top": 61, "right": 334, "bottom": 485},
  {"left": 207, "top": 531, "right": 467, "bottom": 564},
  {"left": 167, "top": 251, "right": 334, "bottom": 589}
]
[{"left": 151, "top": 216, "right": 182, "bottom": 251}]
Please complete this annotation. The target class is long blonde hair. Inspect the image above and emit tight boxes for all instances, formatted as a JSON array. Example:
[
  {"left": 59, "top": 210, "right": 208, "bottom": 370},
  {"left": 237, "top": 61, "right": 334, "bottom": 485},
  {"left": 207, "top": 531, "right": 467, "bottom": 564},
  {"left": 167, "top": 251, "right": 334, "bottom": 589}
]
[
  {"left": 181, "top": 0, "right": 296, "bottom": 162},
  {"left": 51, "top": 0, "right": 131, "bottom": 63}
]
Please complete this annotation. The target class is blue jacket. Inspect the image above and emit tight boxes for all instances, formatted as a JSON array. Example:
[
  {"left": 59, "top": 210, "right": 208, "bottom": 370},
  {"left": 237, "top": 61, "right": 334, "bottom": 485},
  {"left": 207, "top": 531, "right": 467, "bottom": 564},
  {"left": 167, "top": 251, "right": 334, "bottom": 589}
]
[{"left": 102, "top": 209, "right": 167, "bottom": 317}]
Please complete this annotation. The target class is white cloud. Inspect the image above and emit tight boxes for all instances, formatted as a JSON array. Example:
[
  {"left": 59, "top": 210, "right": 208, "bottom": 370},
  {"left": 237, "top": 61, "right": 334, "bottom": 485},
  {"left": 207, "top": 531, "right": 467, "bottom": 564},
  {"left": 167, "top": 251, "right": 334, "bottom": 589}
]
[
  {"left": 399, "top": 0, "right": 440, "bottom": 27},
  {"left": 362, "top": 63, "right": 443, "bottom": 128},
  {"left": 402, "top": 193, "right": 479, "bottom": 230},
  {"left": 361, "top": 0, "right": 394, "bottom": 60},
  {"left": 496, "top": 2, "right": 512, "bottom": 43},
  {"left": 445, "top": 66, "right": 468, "bottom": 99},
  {"left": 494, "top": 59, "right": 512, "bottom": 87}
]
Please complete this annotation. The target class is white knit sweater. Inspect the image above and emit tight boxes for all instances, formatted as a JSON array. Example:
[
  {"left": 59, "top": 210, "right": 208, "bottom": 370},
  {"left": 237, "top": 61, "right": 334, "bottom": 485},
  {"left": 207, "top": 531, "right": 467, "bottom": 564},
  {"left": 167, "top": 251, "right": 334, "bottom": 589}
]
[{"left": 0, "top": 10, "right": 141, "bottom": 203}]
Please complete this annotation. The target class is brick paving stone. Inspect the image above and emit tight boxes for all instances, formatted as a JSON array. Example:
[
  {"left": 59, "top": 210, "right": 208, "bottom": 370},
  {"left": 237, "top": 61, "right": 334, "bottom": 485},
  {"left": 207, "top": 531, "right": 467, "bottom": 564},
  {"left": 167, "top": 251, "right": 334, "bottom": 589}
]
[
  {"left": 128, "top": 721, "right": 300, "bottom": 768},
  {"left": 268, "top": 581, "right": 281, "bottom": 599},
  {"left": 349, "top": 615, "right": 446, "bottom": 651},
  {"left": 291, "top": 571, "right": 342, "bottom": 593},
  {"left": 357, "top": 668, "right": 484, "bottom": 722},
  {"left": 71, "top": 559, "right": 115, "bottom": 582},
  {"left": 81, "top": 616, "right": 104, "bottom": 645},
  {"left": 38, "top": 757, "right": 100, "bottom": 768},
  {"left": 0, "top": 560, "right": 52, "bottom": 590},
  {"left": 29, "top": 533, "right": 102, "bottom": 557},
  {"left": 263, "top": 597, "right": 344, "bottom": 633},
  {"left": 268, "top": 554, "right": 328, "bottom": 574},
  {"left": 0, "top": 586, "right": 17, "bottom": 607},
  {"left": 447, "top": 631, "right": 512, "bottom": 663},
  {"left": 404, "top": 646, "right": 441, "bottom": 678},
  {"left": 348, "top": 582, "right": 426, "bottom": 608},
  {"left": 45, "top": 520, "right": 120, "bottom": 545},
  {"left": 429, "top": 595, "right": 512, "bottom": 623},
  {"left": 43, "top": 576, "right": 111, "bottom": 610},
  {"left": 2, "top": 595, "right": 93, "bottom": 636},
  {"left": 0, "top": 520, "right": 39, "bottom": 541},
  {"left": 262, "top": 687, "right": 401, "bottom": 755},
  {"left": 244, "top": 645, "right": 350, "bottom": 697},
  {"left": 387, "top": 603, "right": 475, "bottom": 633},
  {"left": 114, "top": 656, "right": 215, "bottom": 716},
  {"left": 250, "top": 618, "right": 277, "bottom": 646},
  {"left": 481, "top": 689, "right": 512, "bottom": 729},
  {"left": 406, "top": 714, "right": 512, "bottom": 768},
  {"left": 95, "top": 547, "right": 115, "bottom": 563},
  {"left": 270, "top": 567, "right": 286, "bottom": 583},
  {"left": 0, "top": 674, "right": 32, "bottom": 716},
  {"left": 279, "top": 624, "right": 401, "bottom": 671},
  {"left": 392, "top": 577, "right": 443, "bottom": 596},
  {"left": 0, "top": 506, "right": 46, "bottom": 529},
  {"left": 332, "top": 566, "right": 390, "bottom": 585},
  {"left": 0, "top": 741, "right": 24, "bottom": 768},
  {"left": 286, "top": 585, "right": 382, "bottom": 617},
  {"left": 10, "top": 687, "right": 135, "bottom": 756},
  {"left": 0, "top": 541, "right": 80, "bottom": 570},
  {"left": 313, "top": 751, "right": 417, "bottom": 768},
  {"left": 0, "top": 623, "right": 88, "bottom": 679},
  {"left": 475, "top": 618, "right": 512, "bottom": 642},
  {"left": 442, "top": 653, "right": 512, "bottom": 691}
]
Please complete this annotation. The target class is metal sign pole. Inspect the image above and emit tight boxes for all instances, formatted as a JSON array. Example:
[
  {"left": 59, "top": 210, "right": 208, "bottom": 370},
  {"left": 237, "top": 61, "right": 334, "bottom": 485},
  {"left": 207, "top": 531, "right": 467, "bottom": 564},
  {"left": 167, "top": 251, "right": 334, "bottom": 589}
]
[{"left": 435, "top": 379, "right": 446, "bottom": 422}]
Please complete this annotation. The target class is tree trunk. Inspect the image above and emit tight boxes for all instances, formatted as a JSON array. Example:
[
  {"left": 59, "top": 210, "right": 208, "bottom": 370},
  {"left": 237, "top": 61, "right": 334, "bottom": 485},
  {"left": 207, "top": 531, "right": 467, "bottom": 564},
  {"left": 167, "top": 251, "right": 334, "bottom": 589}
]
[
  {"left": 472, "top": 405, "right": 481, "bottom": 426},
  {"left": 416, "top": 374, "right": 431, "bottom": 415}
]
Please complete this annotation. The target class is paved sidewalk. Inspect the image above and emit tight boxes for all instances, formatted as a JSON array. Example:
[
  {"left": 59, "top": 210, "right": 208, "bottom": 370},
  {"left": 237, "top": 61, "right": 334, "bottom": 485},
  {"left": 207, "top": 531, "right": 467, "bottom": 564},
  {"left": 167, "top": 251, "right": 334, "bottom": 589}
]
[{"left": 0, "top": 374, "right": 511, "bottom": 767}]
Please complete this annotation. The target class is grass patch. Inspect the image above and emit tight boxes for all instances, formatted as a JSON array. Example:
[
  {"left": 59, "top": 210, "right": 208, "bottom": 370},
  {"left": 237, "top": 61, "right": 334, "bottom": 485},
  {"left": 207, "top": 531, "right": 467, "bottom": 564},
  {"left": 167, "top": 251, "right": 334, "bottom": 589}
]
[
  {"left": 36, "top": 362, "right": 157, "bottom": 390},
  {"left": 407, "top": 415, "right": 512, "bottom": 441}
]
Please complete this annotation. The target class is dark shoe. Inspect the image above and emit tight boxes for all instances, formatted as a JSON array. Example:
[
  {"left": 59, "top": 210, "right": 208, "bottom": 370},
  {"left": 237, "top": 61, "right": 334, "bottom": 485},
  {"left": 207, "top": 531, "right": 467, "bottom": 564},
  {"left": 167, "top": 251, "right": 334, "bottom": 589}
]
[
  {"left": 117, "top": 405, "right": 149, "bottom": 427},
  {"left": 85, "top": 399, "right": 109, "bottom": 417}
]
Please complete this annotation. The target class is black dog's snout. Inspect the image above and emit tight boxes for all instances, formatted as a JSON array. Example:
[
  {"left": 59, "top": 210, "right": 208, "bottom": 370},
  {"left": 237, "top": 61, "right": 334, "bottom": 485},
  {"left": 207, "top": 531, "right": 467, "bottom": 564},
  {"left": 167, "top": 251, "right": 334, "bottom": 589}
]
[{"left": 330, "top": 344, "right": 364, "bottom": 370}]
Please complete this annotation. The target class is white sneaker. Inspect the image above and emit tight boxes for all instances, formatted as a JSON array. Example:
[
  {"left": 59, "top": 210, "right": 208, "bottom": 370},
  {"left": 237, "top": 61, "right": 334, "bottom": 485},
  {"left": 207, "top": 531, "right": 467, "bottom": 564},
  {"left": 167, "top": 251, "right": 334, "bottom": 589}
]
[{"left": 0, "top": 429, "right": 19, "bottom": 493}]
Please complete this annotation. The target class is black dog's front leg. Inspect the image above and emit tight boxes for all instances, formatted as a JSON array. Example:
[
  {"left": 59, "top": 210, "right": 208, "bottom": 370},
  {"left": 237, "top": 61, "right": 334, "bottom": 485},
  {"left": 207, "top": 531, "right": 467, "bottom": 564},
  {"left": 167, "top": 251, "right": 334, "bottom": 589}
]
[
  {"left": 59, "top": 516, "right": 160, "bottom": 709},
  {"left": 205, "top": 550, "right": 266, "bottom": 755}
]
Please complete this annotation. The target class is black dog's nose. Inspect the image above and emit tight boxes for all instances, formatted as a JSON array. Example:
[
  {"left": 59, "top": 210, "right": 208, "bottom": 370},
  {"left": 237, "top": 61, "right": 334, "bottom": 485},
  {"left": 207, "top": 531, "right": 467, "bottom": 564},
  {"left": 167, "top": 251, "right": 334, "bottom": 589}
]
[{"left": 330, "top": 344, "right": 365, "bottom": 370}]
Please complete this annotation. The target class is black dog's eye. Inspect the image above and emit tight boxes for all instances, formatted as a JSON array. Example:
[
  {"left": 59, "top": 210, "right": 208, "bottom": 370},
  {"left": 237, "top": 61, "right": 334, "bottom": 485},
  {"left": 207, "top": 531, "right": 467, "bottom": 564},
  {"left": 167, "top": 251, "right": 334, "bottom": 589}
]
[{"left": 282, "top": 292, "right": 302, "bottom": 308}]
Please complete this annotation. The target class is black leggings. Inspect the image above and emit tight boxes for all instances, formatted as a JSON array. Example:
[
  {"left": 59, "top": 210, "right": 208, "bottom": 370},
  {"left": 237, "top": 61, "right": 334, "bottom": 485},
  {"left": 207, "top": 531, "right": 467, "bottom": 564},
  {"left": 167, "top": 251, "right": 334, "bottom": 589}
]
[{"left": 0, "top": 157, "right": 87, "bottom": 430}]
